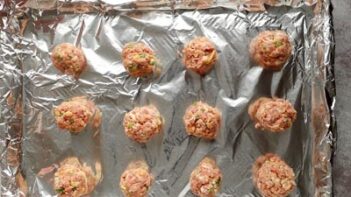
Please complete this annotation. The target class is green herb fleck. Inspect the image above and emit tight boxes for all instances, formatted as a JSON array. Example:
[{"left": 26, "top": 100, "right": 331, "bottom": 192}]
[
  {"left": 215, "top": 178, "right": 221, "bottom": 186},
  {"left": 274, "top": 40, "right": 283, "bottom": 47},
  {"left": 208, "top": 186, "right": 215, "bottom": 193},
  {"left": 56, "top": 55, "right": 63, "bottom": 61},
  {"left": 128, "top": 64, "right": 138, "bottom": 72},
  {"left": 55, "top": 187, "right": 65, "bottom": 194},
  {"left": 139, "top": 54, "right": 146, "bottom": 58},
  {"left": 150, "top": 60, "right": 157, "bottom": 65},
  {"left": 195, "top": 114, "right": 201, "bottom": 120},
  {"left": 208, "top": 178, "right": 221, "bottom": 193}
]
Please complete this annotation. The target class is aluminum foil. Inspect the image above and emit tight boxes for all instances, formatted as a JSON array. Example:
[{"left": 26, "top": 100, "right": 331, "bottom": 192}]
[{"left": 0, "top": 0, "right": 336, "bottom": 196}]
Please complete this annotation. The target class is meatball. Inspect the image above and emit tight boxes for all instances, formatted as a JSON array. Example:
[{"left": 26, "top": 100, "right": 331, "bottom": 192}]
[
  {"left": 120, "top": 161, "right": 153, "bottom": 197},
  {"left": 190, "top": 157, "right": 222, "bottom": 197},
  {"left": 122, "top": 42, "right": 160, "bottom": 77},
  {"left": 123, "top": 105, "right": 163, "bottom": 143},
  {"left": 248, "top": 97, "right": 296, "bottom": 132},
  {"left": 54, "top": 96, "right": 102, "bottom": 133},
  {"left": 54, "top": 157, "right": 99, "bottom": 197},
  {"left": 252, "top": 153, "right": 296, "bottom": 197},
  {"left": 182, "top": 37, "right": 218, "bottom": 75},
  {"left": 249, "top": 30, "right": 292, "bottom": 70},
  {"left": 51, "top": 43, "right": 87, "bottom": 77},
  {"left": 183, "top": 101, "right": 221, "bottom": 140}
]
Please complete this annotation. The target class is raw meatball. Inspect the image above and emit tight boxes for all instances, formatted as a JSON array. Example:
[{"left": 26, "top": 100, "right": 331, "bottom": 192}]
[
  {"left": 51, "top": 43, "right": 87, "bottom": 77},
  {"left": 122, "top": 42, "right": 160, "bottom": 77},
  {"left": 252, "top": 153, "right": 296, "bottom": 197},
  {"left": 182, "top": 37, "right": 218, "bottom": 75},
  {"left": 54, "top": 96, "right": 102, "bottom": 133},
  {"left": 120, "top": 161, "right": 153, "bottom": 197},
  {"left": 248, "top": 97, "right": 296, "bottom": 132},
  {"left": 123, "top": 105, "right": 163, "bottom": 143},
  {"left": 183, "top": 101, "right": 221, "bottom": 140},
  {"left": 190, "top": 157, "right": 222, "bottom": 197},
  {"left": 250, "top": 30, "right": 292, "bottom": 70},
  {"left": 54, "top": 157, "right": 99, "bottom": 197}
]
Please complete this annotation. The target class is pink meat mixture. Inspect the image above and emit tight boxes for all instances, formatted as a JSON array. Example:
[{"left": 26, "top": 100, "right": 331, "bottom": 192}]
[
  {"left": 182, "top": 37, "right": 218, "bottom": 75},
  {"left": 250, "top": 30, "right": 292, "bottom": 70},
  {"left": 54, "top": 97, "right": 102, "bottom": 133},
  {"left": 51, "top": 43, "right": 87, "bottom": 77},
  {"left": 183, "top": 101, "right": 221, "bottom": 140},
  {"left": 54, "top": 157, "right": 98, "bottom": 197},
  {"left": 249, "top": 97, "right": 296, "bottom": 132},
  {"left": 190, "top": 157, "right": 222, "bottom": 197},
  {"left": 120, "top": 161, "right": 153, "bottom": 197},
  {"left": 122, "top": 42, "right": 159, "bottom": 77},
  {"left": 253, "top": 153, "right": 296, "bottom": 197},
  {"left": 123, "top": 105, "right": 163, "bottom": 143}
]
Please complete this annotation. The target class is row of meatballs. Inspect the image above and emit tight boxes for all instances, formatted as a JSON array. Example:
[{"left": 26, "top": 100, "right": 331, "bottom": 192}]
[
  {"left": 54, "top": 96, "right": 296, "bottom": 139},
  {"left": 54, "top": 96, "right": 296, "bottom": 141},
  {"left": 51, "top": 30, "right": 292, "bottom": 78},
  {"left": 51, "top": 96, "right": 297, "bottom": 197},
  {"left": 52, "top": 154, "right": 295, "bottom": 197}
]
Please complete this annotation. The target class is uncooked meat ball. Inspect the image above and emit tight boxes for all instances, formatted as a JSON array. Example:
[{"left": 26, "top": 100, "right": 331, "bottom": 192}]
[
  {"left": 54, "top": 96, "right": 102, "bottom": 133},
  {"left": 190, "top": 157, "right": 222, "bottom": 197},
  {"left": 54, "top": 157, "right": 99, "bottom": 197},
  {"left": 250, "top": 30, "right": 292, "bottom": 70},
  {"left": 253, "top": 153, "right": 296, "bottom": 197},
  {"left": 120, "top": 161, "right": 153, "bottom": 197},
  {"left": 123, "top": 105, "right": 163, "bottom": 143},
  {"left": 248, "top": 97, "right": 296, "bottom": 132},
  {"left": 122, "top": 42, "right": 159, "bottom": 77},
  {"left": 183, "top": 101, "right": 221, "bottom": 140},
  {"left": 51, "top": 43, "right": 87, "bottom": 77},
  {"left": 182, "top": 37, "right": 218, "bottom": 75}
]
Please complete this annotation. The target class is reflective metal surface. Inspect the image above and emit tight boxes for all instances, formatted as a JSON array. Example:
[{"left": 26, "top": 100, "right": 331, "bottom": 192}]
[{"left": 0, "top": 0, "right": 335, "bottom": 196}]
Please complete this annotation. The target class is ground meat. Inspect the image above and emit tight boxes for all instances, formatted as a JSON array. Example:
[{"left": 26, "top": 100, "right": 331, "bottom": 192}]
[
  {"left": 183, "top": 101, "right": 221, "bottom": 140},
  {"left": 122, "top": 42, "right": 160, "bottom": 77},
  {"left": 120, "top": 161, "right": 153, "bottom": 197},
  {"left": 249, "top": 30, "right": 292, "bottom": 70},
  {"left": 54, "top": 96, "right": 102, "bottom": 133},
  {"left": 248, "top": 97, "right": 296, "bottom": 132},
  {"left": 252, "top": 153, "right": 296, "bottom": 197},
  {"left": 51, "top": 43, "right": 87, "bottom": 77},
  {"left": 54, "top": 157, "right": 98, "bottom": 197},
  {"left": 190, "top": 157, "right": 222, "bottom": 197},
  {"left": 182, "top": 37, "right": 218, "bottom": 75},
  {"left": 123, "top": 105, "right": 163, "bottom": 143}
]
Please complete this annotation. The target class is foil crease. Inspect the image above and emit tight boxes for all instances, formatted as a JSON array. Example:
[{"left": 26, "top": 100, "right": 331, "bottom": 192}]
[
  {"left": 0, "top": 0, "right": 335, "bottom": 196},
  {"left": 0, "top": 30, "right": 25, "bottom": 196}
]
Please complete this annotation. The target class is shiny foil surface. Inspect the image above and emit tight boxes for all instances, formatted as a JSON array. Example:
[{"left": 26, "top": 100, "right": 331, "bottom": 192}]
[{"left": 0, "top": 0, "right": 335, "bottom": 196}]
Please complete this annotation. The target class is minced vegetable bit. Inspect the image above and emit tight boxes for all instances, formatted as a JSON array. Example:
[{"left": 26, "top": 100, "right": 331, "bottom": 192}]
[
  {"left": 190, "top": 157, "right": 222, "bottom": 197},
  {"left": 122, "top": 42, "right": 160, "bottom": 77},
  {"left": 248, "top": 97, "right": 296, "bottom": 132},
  {"left": 120, "top": 161, "right": 153, "bottom": 197},
  {"left": 253, "top": 153, "right": 296, "bottom": 197},
  {"left": 249, "top": 30, "right": 292, "bottom": 70},
  {"left": 182, "top": 37, "right": 218, "bottom": 75},
  {"left": 51, "top": 43, "right": 87, "bottom": 77},
  {"left": 183, "top": 101, "right": 221, "bottom": 140},
  {"left": 53, "top": 96, "right": 102, "bottom": 133}
]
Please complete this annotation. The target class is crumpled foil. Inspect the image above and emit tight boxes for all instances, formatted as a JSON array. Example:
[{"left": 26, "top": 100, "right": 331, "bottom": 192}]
[{"left": 0, "top": 0, "right": 335, "bottom": 196}]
